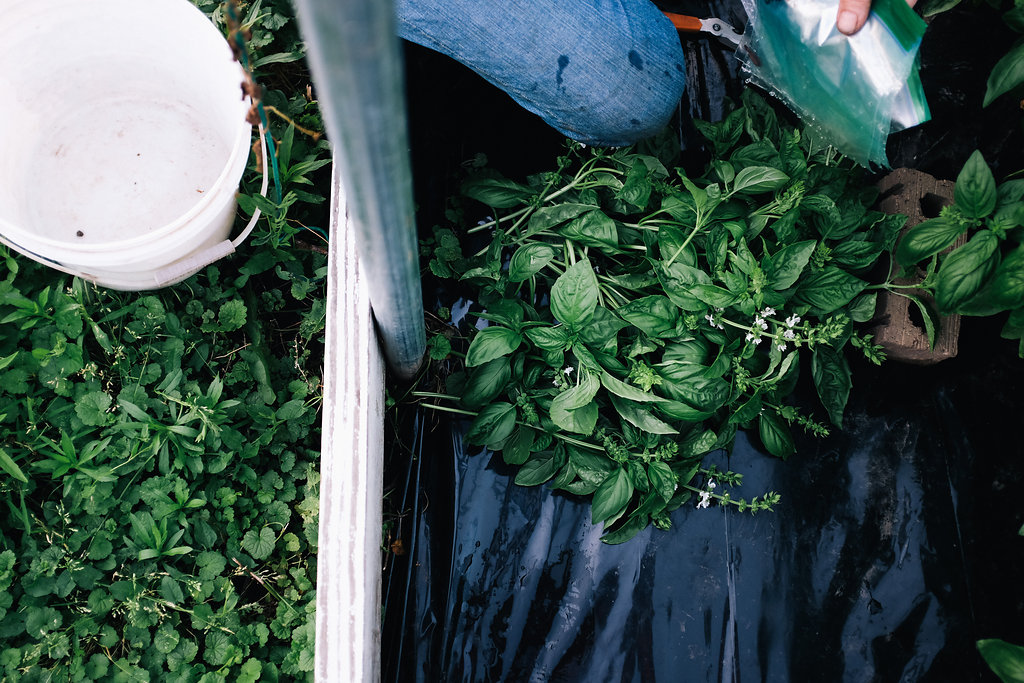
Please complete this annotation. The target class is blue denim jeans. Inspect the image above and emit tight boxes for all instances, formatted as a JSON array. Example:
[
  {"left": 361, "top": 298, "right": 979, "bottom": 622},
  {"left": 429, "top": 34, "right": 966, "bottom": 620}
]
[{"left": 395, "top": 0, "right": 687, "bottom": 147}]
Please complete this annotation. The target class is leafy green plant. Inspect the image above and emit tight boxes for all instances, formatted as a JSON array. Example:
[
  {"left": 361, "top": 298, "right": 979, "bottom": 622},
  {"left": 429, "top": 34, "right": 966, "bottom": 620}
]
[
  {"left": 894, "top": 149, "right": 1024, "bottom": 353},
  {"left": 0, "top": 0, "right": 330, "bottom": 679},
  {"left": 979, "top": 638, "right": 1024, "bottom": 682},
  {"left": 410, "top": 91, "right": 905, "bottom": 544}
]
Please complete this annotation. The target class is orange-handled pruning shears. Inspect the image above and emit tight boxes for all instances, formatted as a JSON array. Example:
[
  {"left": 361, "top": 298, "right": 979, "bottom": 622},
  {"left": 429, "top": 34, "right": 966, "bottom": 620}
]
[
  {"left": 663, "top": 12, "right": 759, "bottom": 65},
  {"left": 663, "top": 12, "right": 744, "bottom": 49}
]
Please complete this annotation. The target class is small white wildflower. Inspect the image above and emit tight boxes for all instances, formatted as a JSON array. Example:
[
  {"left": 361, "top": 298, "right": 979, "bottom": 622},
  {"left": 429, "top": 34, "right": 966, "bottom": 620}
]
[
  {"left": 705, "top": 313, "right": 715, "bottom": 324},
  {"left": 752, "top": 337, "right": 762, "bottom": 345},
  {"left": 707, "top": 479, "right": 717, "bottom": 490},
  {"left": 746, "top": 332, "right": 756, "bottom": 342},
  {"left": 760, "top": 307, "right": 776, "bottom": 317},
  {"left": 717, "top": 322, "right": 725, "bottom": 330},
  {"left": 783, "top": 329, "right": 796, "bottom": 340},
  {"left": 786, "top": 314, "right": 801, "bottom": 327},
  {"left": 563, "top": 366, "right": 574, "bottom": 376},
  {"left": 777, "top": 343, "right": 787, "bottom": 351},
  {"left": 696, "top": 490, "right": 712, "bottom": 509}
]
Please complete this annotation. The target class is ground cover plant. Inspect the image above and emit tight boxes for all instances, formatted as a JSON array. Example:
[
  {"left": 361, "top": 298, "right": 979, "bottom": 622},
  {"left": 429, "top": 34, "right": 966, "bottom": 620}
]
[
  {"left": 0, "top": 0, "right": 330, "bottom": 679},
  {"left": 411, "top": 91, "right": 913, "bottom": 544}
]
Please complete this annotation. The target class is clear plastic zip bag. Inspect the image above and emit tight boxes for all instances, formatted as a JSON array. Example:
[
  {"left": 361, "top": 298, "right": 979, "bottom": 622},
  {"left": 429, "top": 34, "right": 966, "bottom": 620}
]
[{"left": 739, "top": 0, "right": 929, "bottom": 167}]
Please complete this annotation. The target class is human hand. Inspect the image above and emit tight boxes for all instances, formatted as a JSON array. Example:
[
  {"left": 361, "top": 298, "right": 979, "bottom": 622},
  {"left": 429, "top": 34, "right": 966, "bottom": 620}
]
[{"left": 836, "top": 0, "right": 917, "bottom": 34}]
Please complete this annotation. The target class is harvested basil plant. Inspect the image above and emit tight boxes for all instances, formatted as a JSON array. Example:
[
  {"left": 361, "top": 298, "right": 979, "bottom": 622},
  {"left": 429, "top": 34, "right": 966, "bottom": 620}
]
[{"left": 413, "top": 92, "right": 905, "bottom": 544}]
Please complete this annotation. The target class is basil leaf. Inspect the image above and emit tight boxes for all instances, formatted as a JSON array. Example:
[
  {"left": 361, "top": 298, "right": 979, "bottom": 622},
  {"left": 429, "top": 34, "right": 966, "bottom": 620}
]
[
  {"left": 465, "top": 402, "right": 517, "bottom": 449},
  {"left": 692, "top": 284, "right": 742, "bottom": 308},
  {"left": 558, "top": 210, "right": 619, "bottom": 249},
  {"left": 658, "top": 224, "right": 697, "bottom": 266},
  {"left": 758, "top": 411, "right": 795, "bottom": 460},
  {"left": 460, "top": 357, "right": 511, "bottom": 409},
  {"left": 657, "top": 400, "right": 715, "bottom": 422},
  {"left": 895, "top": 216, "right": 964, "bottom": 266},
  {"left": 1006, "top": 5, "right": 1024, "bottom": 32},
  {"left": 802, "top": 194, "right": 843, "bottom": 238},
  {"left": 994, "top": 201, "right": 1024, "bottom": 230},
  {"left": 591, "top": 468, "right": 633, "bottom": 525},
  {"left": 617, "top": 295, "right": 679, "bottom": 337},
  {"left": 848, "top": 292, "right": 878, "bottom": 323},
  {"left": 712, "top": 160, "right": 736, "bottom": 185},
  {"left": 600, "top": 511, "right": 649, "bottom": 545},
  {"left": 524, "top": 325, "right": 570, "bottom": 351},
  {"left": 525, "top": 203, "right": 597, "bottom": 238},
  {"left": 616, "top": 160, "right": 652, "bottom": 209},
  {"left": 465, "top": 326, "right": 522, "bottom": 367},
  {"left": 461, "top": 175, "right": 532, "bottom": 208},
  {"left": 658, "top": 369, "right": 730, "bottom": 412},
  {"left": 680, "top": 428, "right": 718, "bottom": 458},
  {"left": 731, "top": 138, "right": 781, "bottom": 167},
  {"left": 503, "top": 427, "right": 535, "bottom": 465},
  {"left": 579, "top": 306, "right": 628, "bottom": 353},
  {"left": 600, "top": 370, "right": 667, "bottom": 403},
  {"left": 551, "top": 259, "right": 599, "bottom": 327},
  {"left": 769, "top": 240, "right": 816, "bottom": 290},
  {"left": 731, "top": 166, "right": 789, "bottom": 195},
  {"left": 977, "top": 638, "right": 1024, "bottom": 683},
  {"left": 935, "top": 230, "right": 1000, "bottom": 313},
  {"left": 1001, "top": 307, "right": 1024, "bottom": 344},
  {"left": 729, "top": 392, "right": 763, "bottom": 426},
  {"left": 794, "top": 266, "right": 867, "bottom": 313},
  {"left": 985, "top": 244, "right": 1024, "bottom": 311},
  {"left": 569, "top": 446, "right": 617, "bottom": 487},
  {"left": 609, "top": 394, "right": 679, "bottom": 435},
  {"left": 550, "top": 399, "right": 599, "bottom": 435},
  {"left": 954, "top": 150, "right": 998, "bottom": 218},
  {"left": 693, "top": 108, "right": 744, "bottom": 155},
  {"left": 1000, "top": 179, "right": 1024, "bottom": 204},
  {"left": 548, "top": 459, "right": 578, "bottom": 491},
  {"left": 514, "top": 449, "right": 563, "bottom": 486},
  {"left": 626, "top": 460, "right": 650, "bottom": 494},
  {"left": 552, "top": 370, "right": 600, "bottom": 410},
  {"left": 508, "top": 243, "right": 557, "bottom": 282},
  {"left": 983, "top": 42, "right": 1024, "bottom": 107},
  {"left": 550, "top": 372, "right": 600, "bottom": 434},
  {"left": 832, "top": 240, "right": 884, "bottom": 271},
  {"left": 656, "top": 261, "right": 712, "bottom": 311},
  {"left": 662, "top": 337, "right": 711, "bottom": 364},
  {"left": 902, "top": 293, "right": 939, "bottom": 349},
  {"left": 812, "top": 345, "right": 851, "bottom": 428},
  {"left": 647, "top": 461, "right": 678, "bottom": 502}
]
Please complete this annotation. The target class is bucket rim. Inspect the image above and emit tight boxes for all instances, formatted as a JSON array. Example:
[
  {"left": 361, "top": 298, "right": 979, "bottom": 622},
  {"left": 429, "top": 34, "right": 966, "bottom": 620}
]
[{"left": 0, "top": 0, "right": 255, "bottom": 261}]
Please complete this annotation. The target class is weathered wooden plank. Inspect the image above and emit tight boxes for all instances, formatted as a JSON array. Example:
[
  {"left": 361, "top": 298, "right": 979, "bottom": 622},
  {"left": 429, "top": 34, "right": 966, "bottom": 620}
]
[{"left": 316, "top": 161, "right": 384, "bottom": 682}]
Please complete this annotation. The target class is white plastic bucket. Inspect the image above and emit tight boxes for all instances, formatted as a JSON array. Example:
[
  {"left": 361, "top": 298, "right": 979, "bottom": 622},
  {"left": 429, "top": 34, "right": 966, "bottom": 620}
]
[{"left": 0, "top": 0, "right": 254, "bottom": 290}]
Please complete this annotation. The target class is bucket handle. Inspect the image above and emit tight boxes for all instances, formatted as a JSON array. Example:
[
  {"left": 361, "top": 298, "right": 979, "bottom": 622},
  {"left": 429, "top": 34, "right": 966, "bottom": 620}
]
[{"left": 151, "top": 121, "right": 271, "bottom": 288}]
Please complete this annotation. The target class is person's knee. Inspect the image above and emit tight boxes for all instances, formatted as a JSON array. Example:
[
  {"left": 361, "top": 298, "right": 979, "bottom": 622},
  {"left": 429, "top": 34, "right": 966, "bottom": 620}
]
[
  {"left": 396, "top": 0, "right": 687, "bottom": 147},
  {"left": 556, "top": 52, "right": 687, "bottom": 147}
]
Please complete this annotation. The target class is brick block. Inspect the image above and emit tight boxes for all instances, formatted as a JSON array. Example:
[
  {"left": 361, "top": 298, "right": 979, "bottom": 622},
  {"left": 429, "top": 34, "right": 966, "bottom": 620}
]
[{"left": 873, "top": 168, "right": 962, "bottom": 365}]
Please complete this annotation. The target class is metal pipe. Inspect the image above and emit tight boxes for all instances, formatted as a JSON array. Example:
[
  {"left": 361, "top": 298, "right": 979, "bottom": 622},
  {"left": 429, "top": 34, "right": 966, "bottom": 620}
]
[{"left": 293, "top": 0, "right": 425, "bottom": 380}]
